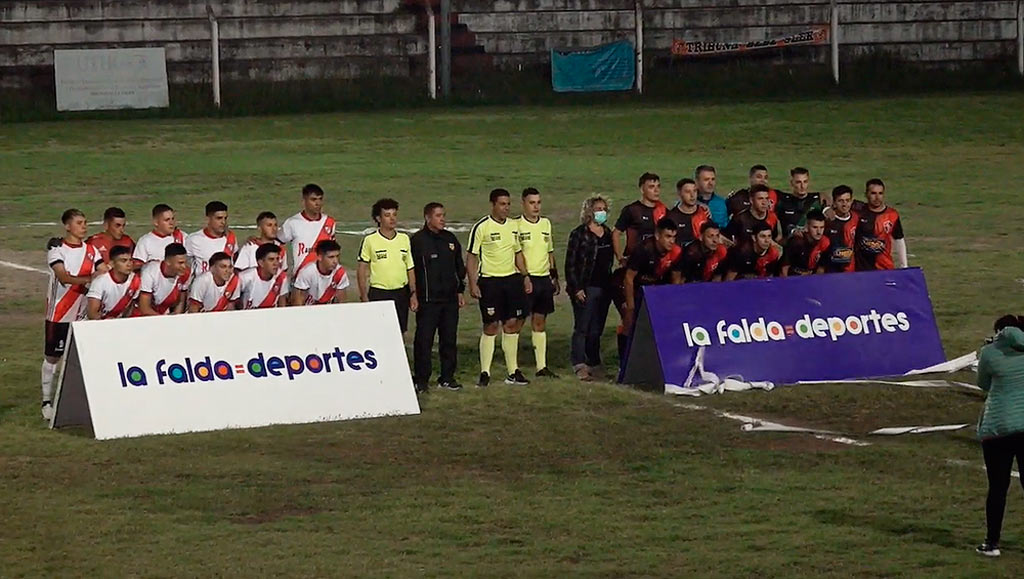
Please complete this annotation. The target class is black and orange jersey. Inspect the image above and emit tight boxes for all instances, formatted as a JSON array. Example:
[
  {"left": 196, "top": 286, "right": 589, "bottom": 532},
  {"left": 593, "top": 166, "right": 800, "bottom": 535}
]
[
  {"left": 724, "top": 209, "right": 781, "bottom": 244},
  {"left": 822, "top": 214, "right": 858, "bottom": 273},
  {"left": 665, "top": 204, "right": 711, "bottom": 246},
  {"left": 855, "top": 206, "right": 904, "bottom": 271},
  {"left": 776, "top": 191, "right": 823, "bottom": 237},
  {"left": 783, "top": 234, "right": 829, "bottom": 275},
  {"left": 726, "top": 242, "right": 781, "bottom": 279},
  {"left": 680, "top": 241, "right": 728, "bottom": 282},
  {"left": 614, "top": 200, "right": 667, "bottom": 257},
  {"left": 726, "top": 188, "right": 780, "bottom": 220},
  {"left": 626, "top": 238, "right": 682, "bottom": 289}
]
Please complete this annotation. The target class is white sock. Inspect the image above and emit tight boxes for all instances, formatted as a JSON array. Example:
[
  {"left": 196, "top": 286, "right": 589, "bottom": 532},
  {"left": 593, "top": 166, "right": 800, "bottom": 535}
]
[{"left": 41, "top": 360, "right": 57, "bottom": 402}]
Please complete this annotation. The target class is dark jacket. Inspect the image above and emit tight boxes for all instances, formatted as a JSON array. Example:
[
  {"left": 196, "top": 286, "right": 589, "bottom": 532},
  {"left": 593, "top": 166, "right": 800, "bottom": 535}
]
[
  {"left": 564, "top": 223, "right": 613, "bottom": 295},
  {"left": 410, "top": 227, "right": 466, "bottom": 303}
]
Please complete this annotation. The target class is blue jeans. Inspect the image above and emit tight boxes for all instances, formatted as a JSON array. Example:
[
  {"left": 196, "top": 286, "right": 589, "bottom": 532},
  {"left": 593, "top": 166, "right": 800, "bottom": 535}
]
[{"left": 570, "top": 286, "right": 611, "bottom": 367}]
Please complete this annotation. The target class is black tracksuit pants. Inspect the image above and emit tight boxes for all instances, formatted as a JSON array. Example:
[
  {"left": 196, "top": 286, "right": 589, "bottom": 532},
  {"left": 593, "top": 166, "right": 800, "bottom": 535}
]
[{"left": 413, "top": 301, "right": 459, "bottom": 385}]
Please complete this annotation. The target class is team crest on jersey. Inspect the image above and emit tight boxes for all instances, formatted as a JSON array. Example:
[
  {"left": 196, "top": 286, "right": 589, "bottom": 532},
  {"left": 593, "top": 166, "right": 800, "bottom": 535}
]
[
  {"left": 486, "top": 307, "right": 496, "bottom": 316},
  {"left": 449, "top": 243, "right": 455, "bottom": 251},
  {"left": 375, "top": 249, "right": 388, "bottom": 260},
  {"left": 489, "top": 233, "right": 501, "bottom": 241},
  {"left": 519, "top": 232, "right": 532, "bottom": 241},
  {"left": 881, "top": 220, "right": 893, "bottom": 233}
]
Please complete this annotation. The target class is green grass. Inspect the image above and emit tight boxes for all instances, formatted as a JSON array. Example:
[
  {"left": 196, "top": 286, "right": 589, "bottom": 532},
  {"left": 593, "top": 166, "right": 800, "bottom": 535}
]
[{"left": 2, "top": 94, "right": 1024, "bottom": 576}]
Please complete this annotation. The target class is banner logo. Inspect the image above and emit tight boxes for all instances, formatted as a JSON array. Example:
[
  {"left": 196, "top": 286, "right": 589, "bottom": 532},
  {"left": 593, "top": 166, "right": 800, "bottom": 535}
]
[{"left": 683, "top": 309, "right": 911, "bottom": 347}]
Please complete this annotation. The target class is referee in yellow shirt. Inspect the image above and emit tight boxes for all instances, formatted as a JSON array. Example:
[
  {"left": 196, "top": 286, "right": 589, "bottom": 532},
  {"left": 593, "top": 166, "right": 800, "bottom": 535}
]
[
  {"left": 517, "top": 188, "right": 561, "bottom": 378},
  {"left": 357, "top": 198, "right": 418, "bottom": 334},
  {"left": 467, "top": 188, "right": 532, "bottom": 387}
]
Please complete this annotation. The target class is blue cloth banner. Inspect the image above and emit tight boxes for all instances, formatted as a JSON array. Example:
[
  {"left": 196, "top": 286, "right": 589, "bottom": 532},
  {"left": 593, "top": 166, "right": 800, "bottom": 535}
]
[
  {"left": 622, "top": 269, "right": 946, "bottom": 388},
  {"left": 551, "top": 40, "right": 635, "bottom": 93}
]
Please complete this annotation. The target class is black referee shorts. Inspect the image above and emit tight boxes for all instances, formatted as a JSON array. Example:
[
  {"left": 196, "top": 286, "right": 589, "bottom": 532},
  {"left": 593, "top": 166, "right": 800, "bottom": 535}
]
[
  {"left": 478, "top": 274, "right": 527, "bottom": 324},
  {"left": 368, "top": 286, "right": 411, "bottom": 333},
  {"left": 528, "top": 275, "right": 555, "bottom": 316}
]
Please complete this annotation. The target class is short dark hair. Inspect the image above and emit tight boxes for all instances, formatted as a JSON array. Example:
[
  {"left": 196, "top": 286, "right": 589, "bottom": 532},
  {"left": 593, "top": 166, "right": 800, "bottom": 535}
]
[
  {"left": 205, "top": 201, "right": 228, "bottom": 216},
  {"left": 790, "top": 167, "right": 810, "bottom": 177},
  {"left": 109, "top": 245, "right": 132, "bottom": 260},
  {"left": 639, "top": 172, "right": 660, "bottom": 187},
  {"left": 61, "top": 208, "right": 85, "bottom": 224},
  {"left": 866, "top": 178, "right": 886, "bottom": 191},
  {"left": 832, "top": 185, "right": 854, "bottom": 199},
  {"left": 700, "top": 221, "right": 720, "bottom": 234},
  {"left": 302, "top": 183, "right": 324, "bottom": 197},
  {"left": 423, "top": 202, "right": 444, "bottom": 217},
  {"left": 209, "top": 252, "right": 232, "bottom": 267},
  {"left": 752, "top": 222, "right": 774, "bottom": 236},
  {"left": 676, "top": 178, "right": 696, "bottom": 190},
  {"left": 103, "top": 207, "right": 126, "bottom": 222},
  {"left": 806, "top": 209, "right": 827, "bottom": 224},
  {"left": 256, "top": 243, "right": 281, "bottom": 261},
  {"left": 993, "top": 315, "right": 1022, "bottom": 332},
  {"left": 315, "top": 239, "right": 341, "bottom": 255},
  {"left": 749, "top": 164, "right": 768, "bottom": 176},
  {"left": 695, "top": 165, "right": 716, "bottom": 178},
  {"left": 522, "top": 187, "right": 541, "bottom": 199},
  {"left": 655, "top": 217, "right": 677, "bottom": 233},
  {"left": 164, "top": 243, "right": 187, "bottom": 259},
  {"left": 489, "top": 188, "right": 511, "bottom": 203},
  {"left": 256, "top": 211, "right": 276, "bottom": 224},
  {"left": 750, "top": 184, "right": 771, "bottom": 196},
  {"left": 152, "top": 203, "right": 173, "bottom": 218},
  {"left": 372, "top": 198, "right": 399, "bottom": 222}
]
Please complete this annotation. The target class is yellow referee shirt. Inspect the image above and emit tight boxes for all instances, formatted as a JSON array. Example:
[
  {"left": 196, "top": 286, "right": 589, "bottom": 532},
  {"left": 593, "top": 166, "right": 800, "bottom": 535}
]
[
  {"left": 468, "top": 216, "right": 521, "bottom": 278},
  {"left": 358, "top": 230, "right": 414, "bottom": 290},
  {"left": 516, "top": 216, "right": 553, "bottom": 276}
]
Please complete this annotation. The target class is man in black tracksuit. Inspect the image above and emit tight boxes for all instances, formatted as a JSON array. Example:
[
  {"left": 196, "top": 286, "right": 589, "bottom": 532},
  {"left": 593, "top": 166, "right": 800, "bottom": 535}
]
[{"left": 410, "top": 202, "right": 467, "bottom": 392}]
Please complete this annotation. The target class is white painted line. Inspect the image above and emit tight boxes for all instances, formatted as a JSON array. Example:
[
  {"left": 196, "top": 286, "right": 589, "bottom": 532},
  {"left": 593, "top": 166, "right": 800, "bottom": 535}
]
[
  {"left": 671, "top": 401, "right": 869, "bottom": 446},
  {"left": 946, "top": 459, "right": 1020, "bottom": 479},
  {"left": 0, "top": 260, "right": 48, "bottom": 275}
]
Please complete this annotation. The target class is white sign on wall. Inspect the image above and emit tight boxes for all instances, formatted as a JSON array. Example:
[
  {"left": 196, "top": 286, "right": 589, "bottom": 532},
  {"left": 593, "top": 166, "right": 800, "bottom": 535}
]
[
  {"left": 54, "top": 47, "right": 170, "bottom": 111},
  {"left": 52, "top": 302, "right": 420, "bottom": 440}
]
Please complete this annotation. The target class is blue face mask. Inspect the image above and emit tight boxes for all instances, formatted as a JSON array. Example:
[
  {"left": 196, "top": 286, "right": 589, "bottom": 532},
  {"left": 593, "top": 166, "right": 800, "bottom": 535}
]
[{"left": 593, "top": 210, "right": 608, "bottom": 225}]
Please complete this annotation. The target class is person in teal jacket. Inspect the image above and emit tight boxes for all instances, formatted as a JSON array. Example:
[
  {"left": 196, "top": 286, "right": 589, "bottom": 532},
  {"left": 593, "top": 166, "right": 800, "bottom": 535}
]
[{"left": 975, "top": 315, "right": 1024, "bottom": 557}]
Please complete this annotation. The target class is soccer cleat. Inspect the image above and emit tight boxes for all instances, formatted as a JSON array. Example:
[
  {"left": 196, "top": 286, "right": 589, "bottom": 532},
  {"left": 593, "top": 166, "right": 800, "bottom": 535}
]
[
  {"left": 438, "top": 381, "right": 463, "bottom": 391},
  {"left": 574, "top": 365, "right": 593, "bottom": 382},
  {"left": 414, "top": 383, "right": 429, "bottom": 394},
  {"left": 976, "top": 542, "right": 1000, "bottom": 557},
  {"left": 536, "top": 367, "right": 559, "bottom": 379},
  {"left": 477, "top": 372, "right": 490, "bottom": 388},
  {"left": 41, "top": 400, "right": 54, "bottom": 421},
  {"left": 505, "top": 369, "right": 530, "bottom": 386}
]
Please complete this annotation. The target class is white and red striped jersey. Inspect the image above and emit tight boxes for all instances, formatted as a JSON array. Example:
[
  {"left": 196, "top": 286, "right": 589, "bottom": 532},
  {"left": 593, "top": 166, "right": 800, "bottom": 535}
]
[
  {"left": 279, "top": 212, "right": 335, "bottom": 276},
  {"left": 185, "top": 229, "right": 238, "bottom": 278},
  {"left": 293, "top": 264, "right": 349, "bottom": 305},
  {"left": 188, "top": 271, "right": 241, "bottom": 312},
  {"left": 86, "top": 271, "right": 141, "bottom": 319},
  {"left": 239, "top": 268, "right": 290, "bottom": 309},
  {"left": 46, "top": 241, "right": 103, "bottom": 323},
  {"left": 139, "top": 261, "right": 192, "bottom": 315},
  {"left": 233, "top": 239, "right": 288, "bottom": 272},
  {"left": 133, "top": 229, "right": 186, "bottom": 265}
]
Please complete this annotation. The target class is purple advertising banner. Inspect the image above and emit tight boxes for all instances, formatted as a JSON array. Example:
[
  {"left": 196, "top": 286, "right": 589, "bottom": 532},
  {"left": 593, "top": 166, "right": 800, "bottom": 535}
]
[{"left": 622, "top": 269, "right": 945, "bottom": 387}]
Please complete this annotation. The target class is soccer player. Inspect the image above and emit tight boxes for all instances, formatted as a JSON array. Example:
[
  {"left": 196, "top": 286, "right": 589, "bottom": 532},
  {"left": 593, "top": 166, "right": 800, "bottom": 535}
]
[
  {"left": 781, "top": 210, "right": 829, "bottom": 276},
  {"left": 516, "top": 188, "right": 560, "bottom": 378},
  {"left": 239, "top": 243, "right": 289, "bottom": 309},
  {"left": 357, "top": 198, "right": 418, "bottom": 334},
  {"left": 185, "top": 201, "right": 238, "bottom": 278},
  {"left": 41, "top": 209, "right": 107, "bottom": 420},
  {"left": 467, "top": 188, "right": 532, "bottom": 387},
  {"left": 410, "top": 202, "right": 467, "bottom": 392},
  {"left": 724, "top": 184, "right": 782, "bottom": 245},
  {"left": 280, "top": 183, "right": 336, "bottom": 277},
  {"left": 85, "top": 207, "right": 135, "bottom": 264},
  {"left": 726, "top": 164, "right": 781, "bottom": 219},
  {"left": 679, "top": 222, "right": 728, "bottom": 283},
  {"left": 855, "top": 178, "right": 908, "bottom": 271},
  {"left": 724, "top": 223, "right": 782, "bottom": 280},
  {"left": 612, "top": 172, "right": 666, "bottom": 264},
  {"left": 235, "top": 211, "right": 287, "bottom": 273},
  {"left": 622, "top": 218, "right": 683, "bottom": 333},
  {"left": 695, "top": 165, "right": 728, "bottom": 228},
  {"left": 291, "top": 239, "right": 350, "bottom": 305},
  {"left": 776, "top": 167, "right": 826, "bottom": 237},
  {"left": 132, "top": 203, "right": 184, "bottom": 268},
  {"left": 187, "top": 252, "right": 240, "bottom": 313},
  {"left": 137, "top": 243, "right": 192, "bottom": 316},
  {"left": 86, "top": 245, "right": 141, "bottom": 319},
  {"left": 666, "top": 178, "right": 711, "bottom": 246},
  {"left": 822, "top": 185, "right": 858, "bottom": 273}
]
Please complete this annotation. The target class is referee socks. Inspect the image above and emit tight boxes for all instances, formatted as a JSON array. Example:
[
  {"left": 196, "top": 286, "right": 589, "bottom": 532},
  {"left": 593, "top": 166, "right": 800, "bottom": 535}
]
[
  {"left": 532, "top": 331, "right": 547, "bottom": 371},
  {"left": 501, "top": 332, "right": 520, "bottom": 374},
  {"left": 480, "top": 333, "right": 496, "bottom": 375}
]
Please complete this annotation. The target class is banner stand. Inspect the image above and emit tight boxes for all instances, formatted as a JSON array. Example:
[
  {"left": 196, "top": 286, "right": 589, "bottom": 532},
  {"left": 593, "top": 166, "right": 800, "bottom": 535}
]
[
  {"left": 51, "top": 330, "right": 95, "bottom": 433},
  {"left": 621, "top": 301, "right": 668, "bottom": 390}
]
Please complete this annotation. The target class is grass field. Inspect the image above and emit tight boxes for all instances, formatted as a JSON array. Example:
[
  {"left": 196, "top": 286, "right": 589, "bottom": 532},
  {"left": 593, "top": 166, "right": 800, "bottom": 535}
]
[{"left": 2, "top": 94, "right": 1024, "bottom": 577}]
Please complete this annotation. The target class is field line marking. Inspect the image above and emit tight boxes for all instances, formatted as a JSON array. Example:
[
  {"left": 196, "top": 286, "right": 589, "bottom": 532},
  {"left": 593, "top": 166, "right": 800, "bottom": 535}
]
[
  {"left": 670, "top": 401, "right": 869, "bottom": 446},
  {"left": 0, "top": 260, "right": 48, "bottom": 275}
]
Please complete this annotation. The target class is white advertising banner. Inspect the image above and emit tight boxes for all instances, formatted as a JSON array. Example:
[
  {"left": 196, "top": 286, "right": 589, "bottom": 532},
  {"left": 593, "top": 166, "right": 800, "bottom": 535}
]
[
  {"left": 54, "top": 47, "right": 170, "bottom": 111},
  {"left": 52, "top": 302, "right": 420, "bottom": 440}
]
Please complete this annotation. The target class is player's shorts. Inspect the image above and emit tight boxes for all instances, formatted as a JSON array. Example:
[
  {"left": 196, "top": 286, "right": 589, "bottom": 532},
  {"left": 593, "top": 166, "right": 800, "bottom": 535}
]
[
  {"left": 44, "top": 320, "right": 70, "bottom": 358},
  {"left": 368, "top": 286, "right": 411, "bottom": 333},
  {"left": 610, "top": 268, "right": 627, "bottom": 312},
  {"left": 528, "top": 275, "right": 555, "bottom": 316},
  {"left": 478, "top": 274, "right": 528, "bottom": 324}
]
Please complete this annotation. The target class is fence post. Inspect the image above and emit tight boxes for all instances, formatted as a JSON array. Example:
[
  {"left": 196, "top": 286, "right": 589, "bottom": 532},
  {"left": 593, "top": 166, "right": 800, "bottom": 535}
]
[
  {"left": 1017, "top": 0, "right": 1023, "bottom": 76},
  {"left": 440, "top": 0, "right": 451, "bottom": 98},
  {"left": 206, "top": 5, "right": 221, "bottom": 108},
  {"left": 635, "top": 0, "right": 644, "bottom": 94},
  {"left": 426, "top": 1, "right": 437, "bottom": 99},
  {"left": 830, "top": 0, "right": 840, "bottom": 85}
]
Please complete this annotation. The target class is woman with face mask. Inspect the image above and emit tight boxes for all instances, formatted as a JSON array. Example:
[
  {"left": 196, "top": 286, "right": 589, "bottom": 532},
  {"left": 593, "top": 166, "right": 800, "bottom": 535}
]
[{"left": 564, "top": 195, "right": 614, "bottom": 381}]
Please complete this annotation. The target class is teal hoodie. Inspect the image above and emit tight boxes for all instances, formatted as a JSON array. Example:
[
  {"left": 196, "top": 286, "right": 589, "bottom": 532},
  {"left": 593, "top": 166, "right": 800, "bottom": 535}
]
[{"left": 978, "top": 326, "right": 1024, "bottom": 440}]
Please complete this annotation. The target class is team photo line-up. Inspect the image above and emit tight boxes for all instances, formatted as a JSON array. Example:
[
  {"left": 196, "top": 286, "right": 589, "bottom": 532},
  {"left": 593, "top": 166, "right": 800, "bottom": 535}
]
[{"left": 40, "top": 165, "right": 908, "bottom": 416}]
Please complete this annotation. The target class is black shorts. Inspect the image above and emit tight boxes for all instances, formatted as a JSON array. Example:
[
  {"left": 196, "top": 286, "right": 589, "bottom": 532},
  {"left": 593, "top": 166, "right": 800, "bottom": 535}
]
[
  {"left": 368, "top": 286, "right": 411, "bottom": 333},
  {"left": 528, "top": 275, "right": 556, "bottom": 316},
  {"left": 478, "top": 274, "right": 527, "bottom": 324},
  {"left": 44, "top": 320, "right": 70, "bottom": 358}
]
